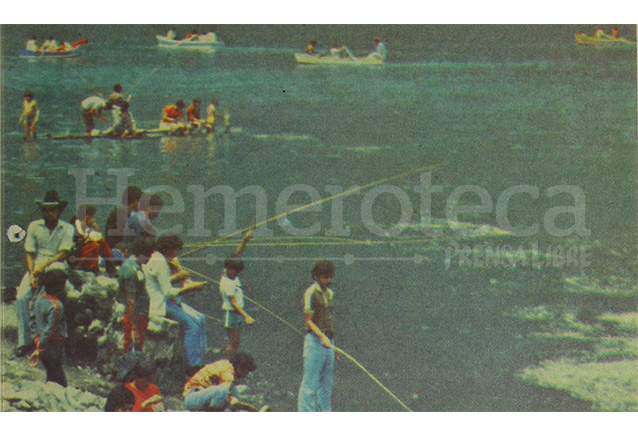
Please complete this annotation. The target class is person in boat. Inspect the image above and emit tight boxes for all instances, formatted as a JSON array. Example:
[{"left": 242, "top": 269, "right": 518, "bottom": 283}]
[
  {"left": 25, "top": 35, "right": 39, "bottom": 52},
  {"left": 330, "top": 43, "right": 346, "bottom": 57},
  {"left": 19, "top": 90, "right": 40, "bottom": 140},
  {"left": 306, "top": 39, "right": 318, "bottom": 55},
  {"left": 41, "top": 36, "right": 58, "bottom": 52},
  {"left": 81, "top": 95, "right": 111, "bottom": 135},
  {"left": 166, "top": 27, "right": 178, "bottom": 40},
  {"left": 204, "top": 98, "right": 224, "bottom": 133},
  {"left": 219, "top": 230, "right": 255, "bottom": 359},
  {"left": 69, "top": 204, "right": 116, "bottom": 277},
  {"left": 186, "top": 97, "right": 204, "bottom": 131},
  {"left": 186, "top": 28, "right": 199, "bottom": 40},
  {"left": 15, "top": 190, "right": 74, "bottom": 358},
  {"left": 369, "top": 37, "right": 387, "bottom": 60},
  {"left": 612, "top": 26, "right": 620, "bottom": 38},
  {"left": 144, "top": 234, "right": 207, "bottom": 377},
  {"left": 298, "top": 260, "right": 337, "bottom": 412},
  {"left": 160, "top": 100, "right": 187, "bottom": 132},
  {"left": 594, "top": 28, "right": 605, "bottom": 38},
  {"left": 57, "top": 40, "right": 73, "bottom": 52},
  {"left": 183, "top": 352, "right": 268, "bottom": 411},
  {"left": 106, "top": 100, "right": 137, "bottom": 138}
]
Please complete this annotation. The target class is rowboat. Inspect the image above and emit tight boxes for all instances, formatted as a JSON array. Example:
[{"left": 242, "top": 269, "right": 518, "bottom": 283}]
[
  {"left": 574, "top": 32, "right": 636, "bottom": 46},
  {"left": 294, "top": 53, "right": 384, "bottom": 65},
  {"left": 156, "top": 34, "right": 225, "bottom": 50},
  {"left": 20, "top": 39, "right": 87, "bottom": 58}
]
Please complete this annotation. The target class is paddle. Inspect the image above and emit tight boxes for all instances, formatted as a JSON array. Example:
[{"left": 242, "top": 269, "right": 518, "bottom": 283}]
[
  {"left": 173, "top": 35, "right": 197, "bottom": 47},
  {"left": 72, "top": 38, "right": 88, "bottom": 48}
]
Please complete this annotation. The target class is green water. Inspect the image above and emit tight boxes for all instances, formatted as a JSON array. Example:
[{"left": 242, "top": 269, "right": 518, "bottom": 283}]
[{"left": 1, "top": 24, "right": 636, "bottom": 411}]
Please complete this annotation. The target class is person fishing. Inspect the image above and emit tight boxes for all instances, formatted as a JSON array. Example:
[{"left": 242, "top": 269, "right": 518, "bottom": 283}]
[
  {"left": 298, "top": 260, "right": 337, "bottom": 412},
  {"left": 219, "top": 230, "right": 255, "bottom": 358}
]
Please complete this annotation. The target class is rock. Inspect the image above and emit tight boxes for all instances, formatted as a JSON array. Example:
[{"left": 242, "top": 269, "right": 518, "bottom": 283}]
[{"left": 1, "top": 380, "right": 106, "bottom": 412}]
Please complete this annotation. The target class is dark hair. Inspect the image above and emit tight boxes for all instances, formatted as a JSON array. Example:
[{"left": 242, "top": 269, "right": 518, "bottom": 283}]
[
  {"left": 155, "top": 234, "right": 183, "bottom": 255},
  {"left": 113, "top": 84, "right": 123, "bottom": 93},
  {"left": 77, "top": 204, "right": 96, "bottom": 220},
  {"left": 139, "top": 193, "right": 164, "bottom": 211},
  {"left": 224, "top": 254, "right": 244, "bottom": 272},
  {"left": 104, "top": 385, "right": 135, "bottom": 412},
  {"left": 122, "top": 185, "right": 143, "bottom": 205},
  {"left": 24, "top": 90, "right": 34, "bottom": 98},
  {"left": 176, "top": 100, "right": 185, "bottom": 108},
  {"left": 41, "top": 269, "right": 67, "bottom": 295},
  {"left": 229, "top": 352, "right": 256, "bottom": 374},
  {"left": 312, "top": 260, "right": 335, "bottom": 279},
  {"left": 133, "top": 357, "right": 157, "bottom": 379},
  {"left": 130, "top": 237, "right": 155, "bottom": 257}
]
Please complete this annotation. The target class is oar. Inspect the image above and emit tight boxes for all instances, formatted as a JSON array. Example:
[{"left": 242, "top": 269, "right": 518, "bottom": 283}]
[{"left": 344, "top": 46, "right": 357, "bottom": 62}]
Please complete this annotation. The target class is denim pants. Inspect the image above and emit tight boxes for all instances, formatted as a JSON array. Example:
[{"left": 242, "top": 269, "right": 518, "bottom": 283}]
[
  {"left": 184, "top": 382, "right": 238, "bottom": 411},
  {"left": 298, "top": 333, "right": 335, "bottom": 412},
  {"left": 166, "top": 301, "right": 207, "bottom": 367},
  {"left": 16, "top": 273, "right": 40, "bottom": 347}
]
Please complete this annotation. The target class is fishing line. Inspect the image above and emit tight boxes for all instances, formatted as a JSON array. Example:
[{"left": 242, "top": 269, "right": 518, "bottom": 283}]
[
  {"left": 179, "top": 161, "right": 444, "bottom": 260},
  {"left": 178, "top": 263, "right": 413, "bottom": 412}
]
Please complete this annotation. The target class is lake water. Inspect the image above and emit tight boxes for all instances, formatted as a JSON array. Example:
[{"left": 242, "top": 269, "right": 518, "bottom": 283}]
[{"left": 1, "top": 24, "right": 636, "bottom": 411}]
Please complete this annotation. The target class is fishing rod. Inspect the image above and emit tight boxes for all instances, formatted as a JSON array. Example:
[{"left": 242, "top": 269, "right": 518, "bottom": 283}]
[
  {"left": 178, "top": 264, "right": 414, "bottom": 412},
  {"left": 179, "top": 161, "right": 444, "bottom": 260}
]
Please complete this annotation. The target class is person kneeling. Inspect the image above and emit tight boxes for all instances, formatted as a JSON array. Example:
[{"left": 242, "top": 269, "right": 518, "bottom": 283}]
[{"left": 183, "top": 352, "right": 269, "bottom": 411}]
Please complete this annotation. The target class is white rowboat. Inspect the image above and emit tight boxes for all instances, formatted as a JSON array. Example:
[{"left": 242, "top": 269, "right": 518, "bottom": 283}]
[
  {"left": 156, "top": 34, "right": 225, "bottom": 50},
  {"left": 294, "top": 53, "right": 384, "bottom": 65}
]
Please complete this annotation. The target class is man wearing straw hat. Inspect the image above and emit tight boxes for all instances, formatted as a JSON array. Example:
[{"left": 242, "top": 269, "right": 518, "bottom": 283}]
[{"left": 14, "top": 190, "right": 74, "bottom": 358}]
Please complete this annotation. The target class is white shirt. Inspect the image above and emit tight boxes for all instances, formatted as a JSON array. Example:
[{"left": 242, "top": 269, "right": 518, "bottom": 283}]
[
  {"left": 24, "top": 219, "right": 74, "bottom": 267},
  {"left": 144, "top": 251, "right": 180, "bottom": 317},
  {"left": 26, "top": 40, "right": 39, "bottom": 51},
  {"left": 219, "top": 272, "right": 243, "bottom": 311},
  {"left": 81, "top": 96, "right": 107, "bottom": 111}
]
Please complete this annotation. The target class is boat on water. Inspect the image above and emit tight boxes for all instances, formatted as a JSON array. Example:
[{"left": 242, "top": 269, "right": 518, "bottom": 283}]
[
  {"left": 156, "top": 33, "right": 225, "bottom": 50},
  {"left": 46, "top": 126, "right": 240, "bottom": 141},
  {"left": 575, "top": 32, "right": 636, "bottom": 46},
  {"left": 20, "top": 39, "right": 87, "bottom": 58},
  {"left": 294, "top": 53, "right": 384, "bottom": 65}
]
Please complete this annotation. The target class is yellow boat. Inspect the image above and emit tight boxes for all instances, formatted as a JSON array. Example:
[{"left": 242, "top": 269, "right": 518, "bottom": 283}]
[{"left": 574, "top": 32, "right": 636, "bottom": 46}]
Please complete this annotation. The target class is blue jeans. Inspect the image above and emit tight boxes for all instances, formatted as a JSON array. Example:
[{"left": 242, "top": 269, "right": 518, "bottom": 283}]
[
  {"left": 184, "top": 382, "right": 238, "bottom": 411},
  {"left": 298, "top": 333, "right": 335, "bottom": 412},
  {"left": 166, "top": 300, "right": 207, "bottom": 367},
  {"left": 16, "top": 273, "right": 40, "bottom": 347}
]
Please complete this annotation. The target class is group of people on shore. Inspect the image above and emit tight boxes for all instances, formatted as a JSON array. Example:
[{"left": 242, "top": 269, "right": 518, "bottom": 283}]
[
  {"left": 305, "top": 37, "right": 386, "bottom": 60},
  {"left": 15, "top": 186, "right": 339, "bottom": 412},
  {"left": 19, "top": 84, "right": 228, "bottom": 141}
]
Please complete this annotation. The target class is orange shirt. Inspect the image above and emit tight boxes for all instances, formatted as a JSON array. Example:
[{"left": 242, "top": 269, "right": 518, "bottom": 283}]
[
  {"left": 125, "top": 382, "right": 162, "bottom": 412},
  {"left": 183, "top": 359, "right": 235, "bottom": 397},
  {"left": 186, "top": 104, "right": 200, "bottom": 122},
  {"left": 161, "top": 105, "right": 184, "bottom": 123}
]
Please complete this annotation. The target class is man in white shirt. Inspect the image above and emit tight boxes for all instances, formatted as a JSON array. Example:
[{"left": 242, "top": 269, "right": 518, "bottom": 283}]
[{"left": 15, "top": 191, "right": 74, "bottom": 357}]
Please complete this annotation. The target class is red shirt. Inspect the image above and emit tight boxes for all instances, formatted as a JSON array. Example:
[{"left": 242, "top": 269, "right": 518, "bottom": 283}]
[
  {"left": 125, "top": 382, "right": 162, "bottom": 412},
  {"left": 162, "top": 105, "right": 184, "bottom": 123}
]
